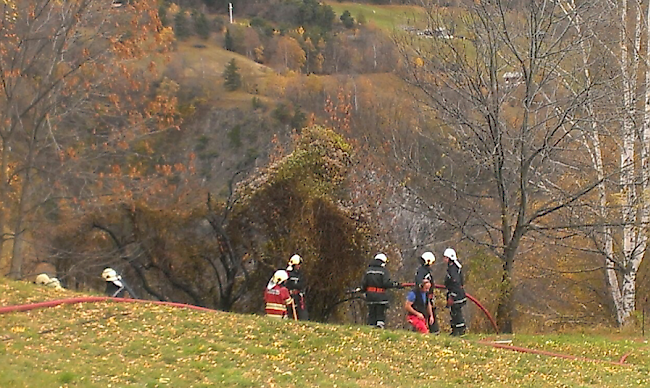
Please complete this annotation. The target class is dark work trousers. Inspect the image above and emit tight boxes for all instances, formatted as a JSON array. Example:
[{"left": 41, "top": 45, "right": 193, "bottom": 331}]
[
  {"left": 428, "top": 293, "right": 440, "bottom": 334},
  {"left": 429, "top": 306, "right": 440, "bottom": 334},
  {"left": 449, "top": 303, "right": 466, "bottom": 335},
  {"left": 290, "top": 293, "right": 309, "bottom": 320},
  {"left": 367, "top": 303, "right": 388, "bottom": 328}
]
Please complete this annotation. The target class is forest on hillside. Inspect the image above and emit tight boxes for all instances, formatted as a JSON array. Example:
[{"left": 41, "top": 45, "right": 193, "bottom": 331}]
[{"left": 1, "top": 0, "right": 650, "bottom": 335}]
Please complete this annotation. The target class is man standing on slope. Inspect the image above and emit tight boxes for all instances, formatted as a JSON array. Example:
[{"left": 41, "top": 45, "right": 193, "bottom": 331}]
[
  {"left": 361, "top": 253, "right": 402, "bottom": 329},
  {"left": 264, "top": 269, "right": 295, "bottom": 319},
  {"left": 286, "top": 254, "right": 308, "bottom": 320},
  {"left": 443, "top": 248, "right": 467, "bottom": 336},
  {"left": 414, "top": 251, "right": 440, "bottom": 334}
]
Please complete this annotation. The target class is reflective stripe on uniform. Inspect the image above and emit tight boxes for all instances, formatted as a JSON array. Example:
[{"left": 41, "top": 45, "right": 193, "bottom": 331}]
[{"left": 266, "top": 302, "right": 287, "bottom": 311}]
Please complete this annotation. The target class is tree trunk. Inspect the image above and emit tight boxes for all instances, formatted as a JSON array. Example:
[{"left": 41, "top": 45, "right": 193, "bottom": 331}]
[
  {"left": 0, "top": 137, "right": 9, "bottom": 277},
  {"left": 496, "top": 255, "right": 514, "bottom": 333},
  {"left": 9, "top": 133, "right": 35, "bottom": 279}
]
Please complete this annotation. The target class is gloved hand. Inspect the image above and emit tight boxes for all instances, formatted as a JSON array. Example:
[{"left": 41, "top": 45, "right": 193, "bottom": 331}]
[
  {"left": 446, "top": 297, "right": 454, "bottom": 307},
  {"left": 354, "top": 287, "right": 362, "bottom": 293}
]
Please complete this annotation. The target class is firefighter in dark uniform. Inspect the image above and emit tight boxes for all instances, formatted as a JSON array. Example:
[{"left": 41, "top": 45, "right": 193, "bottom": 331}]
[
  {"left": 361, "top": 253, "right": 402, "bottom": 328},
  {"left": 286, "top": 254, "right": 308, "bottom": 320},
  {"left": 414, "top": 251, "right": 440, "bottom": 334},
  {"left": 102, "top": 267, "right": 138, "bottom": 299},
  {"left": 102, "top": 268, "right": 126, "bottom": 297},
  {"left": 443, "top": 248, "right": 467, "bottom": 336}
]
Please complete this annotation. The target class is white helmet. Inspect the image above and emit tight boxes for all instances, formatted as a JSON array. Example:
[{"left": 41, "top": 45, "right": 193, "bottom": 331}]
[
  {"left": 35, "top": 273, "right": 51, "bottom": 285},
  {"left": 102, "top": 268, "right": 121, "bottom": 282},
  {"left": 443, "top": 248, "right": 457, "bottom": 261},
  {"left": 374, "top": 253, "right": 388, "bottom": 263},
  {"left": 421, "top": 251, "right": 436, "bottom": 266},
  {"left": 289, "top": 254, "right": 302, "bottom": 266},
  {"left": 444, "top": 248, "right": 462, "bottom": 268},
  {"left": 268, "top": 269, "right": 289, "bottom": 289},
  {"left": 272, "top": 269, "right": 289, "bottom": 284}
]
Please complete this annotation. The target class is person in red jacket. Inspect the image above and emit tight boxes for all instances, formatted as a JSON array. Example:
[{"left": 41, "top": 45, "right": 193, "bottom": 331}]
[{"left": 264, "top": 270, "right": 295, "bottom": 319}]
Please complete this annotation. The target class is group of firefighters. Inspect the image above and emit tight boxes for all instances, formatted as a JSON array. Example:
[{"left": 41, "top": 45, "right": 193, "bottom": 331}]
[
  {"left": 264, "top": 248, "right": 467, "bottom": 336},
  {"left": 35, "top": 267, "right": 137, "bottom": 299},
  {"left": 34, "top": 248, "right": 467, "bottom": 336}
]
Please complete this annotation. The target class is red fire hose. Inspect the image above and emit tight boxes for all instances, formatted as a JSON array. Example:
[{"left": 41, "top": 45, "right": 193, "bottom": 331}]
[
  {"left": 1, "top": 293, "right": 632, "bottom": 365},
  {"left": 402, "top": 283, "right": 499, "bottom": 333},
  {"left": 0, "top": 296, "right": 217, "bottom": 315}
]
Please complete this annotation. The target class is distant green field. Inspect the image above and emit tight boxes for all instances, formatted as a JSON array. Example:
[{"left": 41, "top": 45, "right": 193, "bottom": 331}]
[
  {"left": 1, "top": 277, "right": 649, "bottom": 387},
  {"left": 326, "top": 1, "right": 428, "bottom": 31}
]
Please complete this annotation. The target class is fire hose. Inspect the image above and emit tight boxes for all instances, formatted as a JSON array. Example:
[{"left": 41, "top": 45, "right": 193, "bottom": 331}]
[
  {"left": 0, "top": 296, "right": 217, "bottom": 315},
  {"left": 0, "top": 294, "right": 633, "bottom": 365},
  {"left": 360, "top": 283, "right": 499, "bottom": 333}
]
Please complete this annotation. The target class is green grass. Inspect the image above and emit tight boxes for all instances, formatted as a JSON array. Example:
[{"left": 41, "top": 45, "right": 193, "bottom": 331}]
[
  {"left": 326, "top": 1, "right": 427, "bottom": 31},
  {"left": 1, "top": 278, "right": 649, "bottom": 387}
]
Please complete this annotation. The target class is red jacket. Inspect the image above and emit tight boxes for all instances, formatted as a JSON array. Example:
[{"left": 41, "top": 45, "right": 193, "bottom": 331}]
[{"left": 264, "top": 284, "right": 292, "bottom": 318}]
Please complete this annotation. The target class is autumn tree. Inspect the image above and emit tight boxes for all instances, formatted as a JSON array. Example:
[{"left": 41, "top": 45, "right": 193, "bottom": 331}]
[
  {"left": 271, "top": 35, "right": 306, "bottom": 73},
  {"left": 565, "top": 0, "right": 650, "bottom": 326},
  {"left": 0, "top": 0, "right": 175, "bottom": 279},
  {"left": 396, "top": 0, "right": 607, "bottom": 332}
]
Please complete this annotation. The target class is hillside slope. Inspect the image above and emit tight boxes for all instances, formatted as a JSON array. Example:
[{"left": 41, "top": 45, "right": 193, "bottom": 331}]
[{"left": 1, "top": 279, "right": 648, "bottom": 387}]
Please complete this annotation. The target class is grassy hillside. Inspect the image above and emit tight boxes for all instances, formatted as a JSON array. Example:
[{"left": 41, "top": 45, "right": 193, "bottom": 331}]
[
  {"left": 1, "top": 278, "right": 648, "bottom": 387},
  {"left": 326, "top": 1, "right": 427, "bottom": 31}
]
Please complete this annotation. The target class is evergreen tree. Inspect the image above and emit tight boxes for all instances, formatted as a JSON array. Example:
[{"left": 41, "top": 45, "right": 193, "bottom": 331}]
[
  {"left": 340, "top": 10, "right": 355, "bottom": 29},
  {"left": 291, "top": 107, "right": 307, "bottom": 131},
  {"left": 174, "top": 9, "right": 191, "bottom": 40},
  {"left": 159, "top": 5, "right": 169, "bottom": 27},
  {"left": 223, "top": 59, "right": 242, "bottom": 91},
  {"left": 224, "top": 28, "right": 235, "bottom": 51},
  {"left": 194, "top": 11, "right": 210, "bottom": 40}
]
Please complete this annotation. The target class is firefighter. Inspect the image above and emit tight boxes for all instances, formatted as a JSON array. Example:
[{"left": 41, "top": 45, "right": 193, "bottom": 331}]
[
  {"left": 361, "top": 253, "right": 402, "bottom": 329},
  {"left": 102, "top": 268, "right": 127, "bottom": 298},
  {"left": 405, "top": 277, "right": 434, "bottom": 333},
  {"left": 35, "top": 273, "right": 64, "bottom": 290},
  {"left": 414, "top": 251, "right": 440, "bottom": 334},
  {"left": 286, "top": 254, "right": 308, "bottom": 320},
  {"left": 264, "top": 269, "right": 295, "bottom": 319},
  {"left": 443, "top": 248, "right": 467, "bottom": 336}
]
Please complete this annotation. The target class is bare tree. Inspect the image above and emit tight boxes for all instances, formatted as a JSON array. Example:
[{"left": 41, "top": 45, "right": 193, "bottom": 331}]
[
  {"left": 396, "top": 0, "right": 606, "bottom": 332},
  {"left": 565, "top": 0, "right": 650, "bottom": 326},
  {"left": 0, "top": 0, "right": 171, "bottom": 278}
]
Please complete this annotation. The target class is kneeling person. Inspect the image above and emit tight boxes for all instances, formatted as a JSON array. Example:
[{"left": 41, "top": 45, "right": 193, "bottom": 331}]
[{"left": 405, "top": 278, "right": 434, "bottom": 334}]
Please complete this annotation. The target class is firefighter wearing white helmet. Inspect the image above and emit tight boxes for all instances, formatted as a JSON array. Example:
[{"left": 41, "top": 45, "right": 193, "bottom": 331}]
[
  {"left": 414, "top": 251, "right": 439, "bottom": 334},
  {"left": 265, "top": 270, "right": 295, "bottom": 319},
  {"left": 35, "top": 273, "right": 64, "bottom": 290},
  {"left": 102, "top": 267, "right": 126, "bottom": 298},
  {"left": 286, "top": 254, "right": 309, "bottom": 320},
  {"left": 443, "top": 248, "right": 467, "bottom": 336},
  {"left": 360, "top": 253, "right": 403, "bottom": 328}
]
